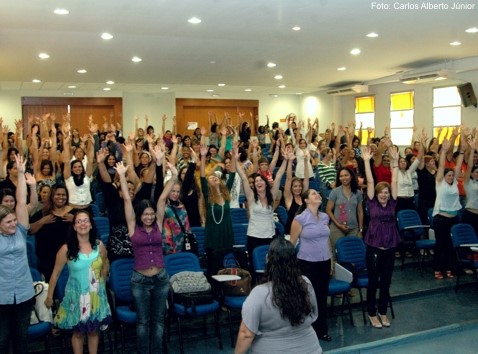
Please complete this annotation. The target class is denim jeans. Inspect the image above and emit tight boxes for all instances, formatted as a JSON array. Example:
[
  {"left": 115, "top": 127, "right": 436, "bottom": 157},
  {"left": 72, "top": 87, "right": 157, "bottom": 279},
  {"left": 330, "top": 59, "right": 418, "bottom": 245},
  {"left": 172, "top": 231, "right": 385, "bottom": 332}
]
[
  {"left": 131, "top": 269, "right": 170, "bottom": 354},
  {"left": 0, "top": 297, "right": 35, "bottom": 354},
  {"left": 366, "top": 246, "right": 395, "bottom": 316}
]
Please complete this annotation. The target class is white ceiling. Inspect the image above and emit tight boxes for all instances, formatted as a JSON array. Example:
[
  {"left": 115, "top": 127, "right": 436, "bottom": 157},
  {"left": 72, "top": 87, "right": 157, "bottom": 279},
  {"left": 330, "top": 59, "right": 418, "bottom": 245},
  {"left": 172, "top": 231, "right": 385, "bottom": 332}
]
[{"left": 1, "top": 0, "right": 478, "bottom": 96}]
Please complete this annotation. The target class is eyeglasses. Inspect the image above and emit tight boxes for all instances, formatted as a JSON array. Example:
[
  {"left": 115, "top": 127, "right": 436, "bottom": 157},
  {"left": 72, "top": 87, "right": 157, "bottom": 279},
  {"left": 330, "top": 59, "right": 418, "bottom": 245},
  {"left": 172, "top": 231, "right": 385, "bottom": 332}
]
[{"left": 75, "top": 218, "right": 90, "bottom": 225}]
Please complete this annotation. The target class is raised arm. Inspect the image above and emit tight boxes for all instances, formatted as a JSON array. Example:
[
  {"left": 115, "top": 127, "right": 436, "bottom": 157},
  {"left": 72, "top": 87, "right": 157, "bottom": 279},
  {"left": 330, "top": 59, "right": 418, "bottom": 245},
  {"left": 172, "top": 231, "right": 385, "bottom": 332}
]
[
  {"left": 156, "top": 162, "right": 178, "bottom": 227},
  {"left": 464, "top": 137, "right": 476, "bottom": 182},
  {"left": 362, "top": 146, "right": 375, "bottom": 200},
  {"left": 44, "top": 245, "right": 68, "bottom": 309},
  {"left": 14, "top": 154, "right": 29, "bottom": 227},
  {"left": 283, "top": 153, "right": 294, "bottom": 209},
  {"left": 85, "top": 135, "right": 94, "bottom": 177},
  {"left": 271, "top": 150, "right": 287, "bottom": 200},
  {"left": 388, "top": 145, "right": 399, "bottom": 200},
  {"left": 233, "top": 144, "right": 255, "bottom": 204},
  {"left": 436, "top": 139, "right": 451, "bottom": 183},
  {"left": 115, "top": 162, "right": 136, "bottom": 236},
  {"left": 25, "top": 172, "right": 38, "bottom": 215}
]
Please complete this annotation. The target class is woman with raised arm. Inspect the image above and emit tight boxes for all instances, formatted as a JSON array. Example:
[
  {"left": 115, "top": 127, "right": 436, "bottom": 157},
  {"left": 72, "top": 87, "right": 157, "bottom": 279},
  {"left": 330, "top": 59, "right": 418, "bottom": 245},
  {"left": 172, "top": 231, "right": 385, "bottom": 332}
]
[
  {"left": 0, "top": 155, "right": 35, "bottom": 354},
  {"left": 45, "top": 211, "right": 111, "bottom": 354},
  {"left": 462, "top": 137, "right": 478, "bottom": 235},
  {"left": 234, "top": 142, "right": 287, "bottom": 264},
  {"left": 362, "top": 145, "right": 400, "bottom": 328},
  {"left": 116, "top": 159, "right": 176, "bottom": 354},
  {"left": 432, "top": 138, "right": 464, "bottom": 280}
]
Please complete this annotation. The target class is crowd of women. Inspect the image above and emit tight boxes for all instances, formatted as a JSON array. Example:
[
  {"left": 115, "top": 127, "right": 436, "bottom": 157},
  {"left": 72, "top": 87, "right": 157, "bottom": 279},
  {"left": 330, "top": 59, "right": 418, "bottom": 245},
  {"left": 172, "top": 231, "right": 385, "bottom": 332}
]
[{"left": 0, "top": 111, "right": 477, "bottom": 353}]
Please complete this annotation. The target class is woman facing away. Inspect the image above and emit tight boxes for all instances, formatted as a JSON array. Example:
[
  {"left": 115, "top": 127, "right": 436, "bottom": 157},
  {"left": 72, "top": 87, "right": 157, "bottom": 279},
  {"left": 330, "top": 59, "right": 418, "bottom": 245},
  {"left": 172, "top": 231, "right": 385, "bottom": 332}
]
[
  {"left": 290, "top": 188, "right": 332, "bottom": 342},
  {"left": 0, "top": 155, "right": 35, "bottom": 354},
  {"left": 45, "top": 211, "right": 111, "bottom": 354},
  {"left": 362, "top": 145, "right": 401, "bottom": 328},
  {"left": 234, "top": 237, "right": 322, "bottom": 354},
  {"left": 116, "top": 158, "right": 176, "bottom": 354},
  {"left": 432, "top": 138, "right": 464, "bottom": 280}
]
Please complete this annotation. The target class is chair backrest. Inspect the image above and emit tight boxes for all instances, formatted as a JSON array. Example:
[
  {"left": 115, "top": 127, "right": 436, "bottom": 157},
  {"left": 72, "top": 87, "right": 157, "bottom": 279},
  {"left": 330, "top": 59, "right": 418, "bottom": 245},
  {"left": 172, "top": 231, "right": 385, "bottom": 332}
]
[
  {"left": 396, "top": 209, "right": 426, "bottom": 239},
  {"left": 252, "top": 245, "right": 269, "bottom": 272},
  {"left": 275, "top": 221, "right": 285, "bottom": 237},
  {"left": 55, "top": 266, "right": 70, "bottom": 301},
  {"left": 26, "top": 236, "right": 38, "bottom": 269},
  {"left": 109, "top": 258, "right": 135, "bottom": 304},
  {"left": 190, "top": 226, "right": 206, "bottom": 256},
  {"left": 232, "top": 223, "right": 248, "bottom": 246},
  {"left": 93, "top": 216, "right": 110, "bottom": 245},
  {"left": 95, "top": 192, "right": 106, "bottom": 215},
  {"left": 30, "top": 267, "right": 42, "bottom": 282},
  {"left": 450, "top": 223, "right": 478, "bottom": 248},
  {"left": 335, "top": 236, "right": 367, "bottom": 272},
  {"left": 275, "top": 205, "right": 288, "bottom": 227},
  {"left": 231, "top": 208, "right": 248, "bottom": 224},
  {"left": 165, "top": 252, "right": 201, "bottom": 277},
  {"left": 309, "top": 178, "right": 321, "bottom": 192},
  {"left": 90, "top": 203, "right": 101, "bottom": 217}
]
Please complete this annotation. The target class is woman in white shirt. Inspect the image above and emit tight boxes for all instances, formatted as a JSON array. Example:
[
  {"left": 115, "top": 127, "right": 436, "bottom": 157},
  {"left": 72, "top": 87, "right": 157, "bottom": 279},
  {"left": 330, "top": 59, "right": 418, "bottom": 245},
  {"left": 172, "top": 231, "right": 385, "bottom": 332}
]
[{"left": 462, "top": 137, "right": 478, "bottom": 235}]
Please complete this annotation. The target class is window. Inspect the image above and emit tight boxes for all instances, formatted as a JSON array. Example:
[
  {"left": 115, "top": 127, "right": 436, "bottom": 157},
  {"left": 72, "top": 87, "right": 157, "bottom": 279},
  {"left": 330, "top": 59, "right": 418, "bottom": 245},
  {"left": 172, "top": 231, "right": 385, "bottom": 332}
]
[
  {"left": 433, "top": 86, "right": 461, "bottom": 143},
  {"left": 355, "top": 96, "right": 375, "bottom": 145},
  {"left": 390, "top": 91, "right": 414, "bottom": 146}
]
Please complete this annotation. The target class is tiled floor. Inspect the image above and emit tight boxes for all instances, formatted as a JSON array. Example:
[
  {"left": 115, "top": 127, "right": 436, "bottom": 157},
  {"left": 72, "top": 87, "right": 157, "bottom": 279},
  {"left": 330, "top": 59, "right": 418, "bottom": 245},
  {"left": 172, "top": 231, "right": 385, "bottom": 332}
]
[{"left": 29, "top": 259, "right": 478, "bottom": 353}]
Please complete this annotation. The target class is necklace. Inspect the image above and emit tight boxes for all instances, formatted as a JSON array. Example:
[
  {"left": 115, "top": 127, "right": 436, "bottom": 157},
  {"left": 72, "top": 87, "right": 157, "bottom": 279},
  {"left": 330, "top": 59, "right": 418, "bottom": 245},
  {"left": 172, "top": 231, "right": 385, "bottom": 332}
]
[{"left": 211, "top": 204, "right": 224, "bottom": 224}]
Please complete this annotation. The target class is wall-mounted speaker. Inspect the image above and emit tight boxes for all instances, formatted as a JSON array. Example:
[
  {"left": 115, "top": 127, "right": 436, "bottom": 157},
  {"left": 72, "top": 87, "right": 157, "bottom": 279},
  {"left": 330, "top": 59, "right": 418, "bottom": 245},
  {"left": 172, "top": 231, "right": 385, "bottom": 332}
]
[{"left": 457, "top": 83, "right": 477, "bottom": 108}]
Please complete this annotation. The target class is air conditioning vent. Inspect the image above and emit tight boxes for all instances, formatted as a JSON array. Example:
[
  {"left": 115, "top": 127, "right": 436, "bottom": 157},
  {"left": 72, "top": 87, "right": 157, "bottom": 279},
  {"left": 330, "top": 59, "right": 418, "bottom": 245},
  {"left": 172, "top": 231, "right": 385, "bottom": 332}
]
[
  {"left": 400, "top": 70, "right": 453, "bottom": 84},
  {"left": 326, "top": 84, "right": 368, "bottom": 95}
]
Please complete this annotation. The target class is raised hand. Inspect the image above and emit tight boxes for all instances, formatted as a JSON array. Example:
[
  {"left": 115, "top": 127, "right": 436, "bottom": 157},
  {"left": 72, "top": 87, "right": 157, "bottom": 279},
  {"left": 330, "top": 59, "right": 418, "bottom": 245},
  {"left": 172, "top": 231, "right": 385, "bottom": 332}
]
[
  {"left": 167, "top": 162, "right": 178, "bottom": 177},
  {"left": 15, "top": 154, "right": 26, "bottom": 174},
  {"left": 362, "top": 146, "right": 372, "bottom": 161},
  {"left": 96, "top": 148, "right": 107, "bottom": 163},
  {"left": 114, "top": 161, "right": 128, "bottom": 176},
  {"left": 152, "top": 144, "right": 164, "bottom": 163},
  {"left": 388, "top": 145, "right": 399, "bottom": 161},
  {"left": 25, "top": 172, "right": 36, "bottom": 186},
  {"left": 200, "top": 143, "right": 208, "bottom": 156}
]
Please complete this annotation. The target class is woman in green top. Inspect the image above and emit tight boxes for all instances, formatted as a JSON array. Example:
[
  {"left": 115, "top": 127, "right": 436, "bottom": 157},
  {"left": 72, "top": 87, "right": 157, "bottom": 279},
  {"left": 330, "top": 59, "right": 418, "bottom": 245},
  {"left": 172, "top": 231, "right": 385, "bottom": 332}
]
[{"left": 200, "top": 143, "right": 237, "bottom": 276}]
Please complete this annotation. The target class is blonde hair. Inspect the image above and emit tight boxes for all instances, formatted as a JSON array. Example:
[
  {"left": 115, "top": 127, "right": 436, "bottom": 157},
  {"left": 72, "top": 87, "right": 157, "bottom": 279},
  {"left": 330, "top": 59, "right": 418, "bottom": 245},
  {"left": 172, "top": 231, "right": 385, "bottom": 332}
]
[
  {"left": 374, "top": 182, "right": 390, "bottom": 196},
  {"left": 0, "top": 205, "right": 15, "bottom": 222},
  {"left": 207, "top": 177, "right": 231, "bottom": 205}
]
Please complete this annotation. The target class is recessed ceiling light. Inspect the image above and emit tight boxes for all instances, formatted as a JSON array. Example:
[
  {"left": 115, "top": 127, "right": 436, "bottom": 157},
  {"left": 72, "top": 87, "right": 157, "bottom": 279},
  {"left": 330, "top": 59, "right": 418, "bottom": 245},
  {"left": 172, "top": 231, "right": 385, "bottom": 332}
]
[
  {"left": 103, "top": 87, "right": 111, "bottom": 91},
  {"left": 53, "top": 8, "right": 69, "bottom": 15},
  {"left": 366, "top": 32, "right": 379, "bottom": 38},
  {"left": 274, "top": 74, "right": 283, "bottom": 80},
  {"left": 267, "top": 62, "right": 277, "bottom": 68},
  {"left": 337, "top": 67, "right": 347, "bottom": 71},
  {"left": 271, "top": 94, "right": 279, "bottom": 98},
  {"left": 292, "top": 26, "right": 301, "bottom": 31},
  {"left": 188, "top": 17, "right": 202, "bottom": 24},
  {"left": 38, "top": 53, "right": 50, "bottom": 59},
  {"left": 350, "top": 48, "right": 361, "bottom": 55},
  {"left": 465, "top": 27, "right": 478, "bottom": 33},
  {"left": 450, "top": 41, "right": 462, "bottom": 46},
  {"left": 244, "top": 89, "right": 252, "bottom": 92},
  {"left": 132, "top": 56, "right": 142, "bottom": 63},
  {"left": 32, "top": 79, "right": 41, "bottom": 83},
  {"left": 77, "top": 69, "right": 87, "bottom": 74},
  {"left": 218, "top": 83, "right": 226, "bottom": 87},
  {"left": 296, "top": 93, "right": 303, "bottom": 95},
  {"left": 207, "top": 89, "right": 214, "bottom": 92},
  {"left": 63, "top": 92, "right": 74, "bottom": 96},
  {"left": 68, "top": 85, "right": 77, "bottom": 89},
  {"left": 278, "top": 85, "right": 286, "bottom": 89},
  {"left": 106, "top": 80, "right": 115, "bottom": 85},
  {"left": 210, "top": 61, "right": 216, "bottom": 64},
  {"left": 212, "top": 94, "right": 219, "bottom": 97},
  {"left": 161, "top": 87, "right": 169, "bottom": 90},
  {"left": 101, "top": 33, "right": 113, "bottom": 40}
]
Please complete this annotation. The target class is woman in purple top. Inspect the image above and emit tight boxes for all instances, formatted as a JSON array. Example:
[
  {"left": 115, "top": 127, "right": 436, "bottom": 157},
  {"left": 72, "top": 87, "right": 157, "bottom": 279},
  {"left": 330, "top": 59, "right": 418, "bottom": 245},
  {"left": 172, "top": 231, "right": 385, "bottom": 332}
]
[
  {"left": 116, "top": 148, "right": 176, "bottom": 354},
  {"left": 290, "top": 188, "right": 332, "bottom": 342},
  {"left": 362, "top": 145, "right": 400, "bottom": 329}
]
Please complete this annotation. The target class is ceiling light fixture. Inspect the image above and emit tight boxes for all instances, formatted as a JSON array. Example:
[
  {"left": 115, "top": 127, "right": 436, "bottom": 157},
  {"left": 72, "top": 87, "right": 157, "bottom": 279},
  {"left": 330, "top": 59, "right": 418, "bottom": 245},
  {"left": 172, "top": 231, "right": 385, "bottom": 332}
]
[
  {"left": 337, "top": 67, "right": 347, "bottom": 71},
  {"left": 366, "top": 32, "right": 379, "bottom": 38},
  {"left": 450, "top": 41, "right": 462, "bottom": 46},
  {"left": 244, "top": 89, "right": 252, "bottom": 92},
  {"left": 350, "top": 48, "right": 361, "bottom": 55},
  {"left": 292, "top": 26, "right": 301, "bottom": 31},
  {"left": 465, "top": 27, "right": 478, "bottom": 33},
  {"left": 32, "top": 79, "right": 41, "bottom": 83},
  {"left": 218, "top": 83, "right": 226, "bottom": 86},
  {"left": 278, "top": 85, "right": 286, "bottom": 89},
  {"left": 68, "top": 85, "right": 77, "bottom": 89},
  {"left": 103, "top": 88, "right": 111, "bottom": 91},
  {"left": 267, "top": 62, "right": 277, "bottom": 68},
  {"left": 53, "top": 8, "right": 69, "bottom": 15},
  {"left": 101, "top": 33, "right": 113, "bottom": 40},
  {"left": 207, "top": 89, "right": 214, "bottom": 92},
  {"left": 161, "top": 87, "right": 169, "bottom": 90},
  {"left": 296, "top": 93, "right": 303, "bottom": 95},
  {"left": 132, "top": 56, "right": 142, "bottom": 62},
  {"left": 106, "top": 80, "right": 115, "bottom": 85},
  {"left": 77, "top": 69, "right": 87, "bottom": 74},
  {"left": 188, "top": 17, "right": 202, "bottom": 24},
  {"left": 274, "top": 74, "right": 283, "bottom": 80},
  {"left": 38, "top": 53, "right": 50, "bottom": 59}
]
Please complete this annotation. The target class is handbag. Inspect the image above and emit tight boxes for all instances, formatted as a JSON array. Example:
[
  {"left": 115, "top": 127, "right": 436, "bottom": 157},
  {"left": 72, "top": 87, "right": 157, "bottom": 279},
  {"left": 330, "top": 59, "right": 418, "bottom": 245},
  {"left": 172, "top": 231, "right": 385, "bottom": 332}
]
[
  {"left": 217, "top": 259, "right": 252, "bottom": 296},
  {"left": 169, "top": 271, "right": 214, "bottom": 314},
  {"left": 171, "top": 205, "right": 199, "bottom": 255},
  {"left": 30, "top": 281, "right": 53, "bottom": 325}
]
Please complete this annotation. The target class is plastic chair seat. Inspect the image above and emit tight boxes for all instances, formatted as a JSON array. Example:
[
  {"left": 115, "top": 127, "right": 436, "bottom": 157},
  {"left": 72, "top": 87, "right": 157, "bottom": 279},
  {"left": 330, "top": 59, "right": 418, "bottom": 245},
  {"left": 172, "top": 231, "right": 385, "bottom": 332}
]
[
  {"left": 224, "top": 295, "right": 247, "bottom": 309},
  {"left": 28, "top": 321, "right": 51, "bottom": 339},
  {"left": 355, "top": 275, "right": 368, "bottom": 288},
  {"left": 328, "top": 279, "right": 351, "bottom": 295},
  {"left": 115, "top": 306, "right": 137, "bottom": 323},
  {"left": 416, "top": 239, "right": 436, "bottom": 249},
  {"left": 173, "top": 300, "right": 220, "bottom": 316}
]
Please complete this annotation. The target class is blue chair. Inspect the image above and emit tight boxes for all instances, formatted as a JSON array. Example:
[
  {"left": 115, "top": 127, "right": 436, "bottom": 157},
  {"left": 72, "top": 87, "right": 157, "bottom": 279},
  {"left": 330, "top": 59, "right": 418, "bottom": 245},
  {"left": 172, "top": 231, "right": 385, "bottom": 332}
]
[
  {"left": 396, "top": 209, "right": 435, "bottom": 275},
  {"left": 252, "top": 245, "right": 269, "bottom": 278},
  {"left": 109, "top": 258, "right": 136, "bottom": 354},
  {"left": 164, "top": 253, "right": 222, "bottom": 353},
  {"left": 95, "top": 192, "right": 106, "bottom": 215},
  {"left": 451, "top": 223, "right": 478, "bottom": 292},
  {"left": 190, "top": 226, "right": 206, "bottom": 258},
  {"left": 93, "top": 216, "right": 111, "bottom": 246},
  {"left": 275, "top": 221, "right": 285, "bottom": 237},
  {"left": 26, "top": 235, "right": 38, "bottom": 269},
  {"left": 230, "top": 208, "right": 248, "bottom": 224},
  {"left": 275, "top": 205, "right": 288, "bottom": 228},
  {"left": 232, "top": 223, "right": 248, "bottom": 248},
  {"left": 90, "top": 203, "right": 101, "bottom": 217},
  {"left": 327, "top": 279, "right": 354, "bottom": 326}
]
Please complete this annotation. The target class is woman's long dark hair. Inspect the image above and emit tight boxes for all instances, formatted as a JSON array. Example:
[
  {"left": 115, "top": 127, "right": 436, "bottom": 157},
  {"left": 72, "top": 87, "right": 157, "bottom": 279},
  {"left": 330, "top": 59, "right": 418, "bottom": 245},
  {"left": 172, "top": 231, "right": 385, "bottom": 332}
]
[
  {"left": 335, "top": 167, "right": 359, "bottom": 194},
  {"left": 252, "top": 173, "right": 273, "bottom": 206},
  {"left": 67, "top": 211, "right": 98, "bottom": 260},
  {"left": 71, "top": 159, "right": 86, "bottom": 186},
  {"left": 265, "top": 237, "right": 313, "bottom": 326}
]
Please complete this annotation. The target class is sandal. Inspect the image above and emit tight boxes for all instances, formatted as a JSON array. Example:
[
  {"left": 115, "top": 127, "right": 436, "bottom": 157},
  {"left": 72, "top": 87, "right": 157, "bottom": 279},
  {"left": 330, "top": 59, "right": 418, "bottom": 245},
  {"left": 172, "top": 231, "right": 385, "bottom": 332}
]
[
  {"left": 446, "top": 271, "right": 454, "bottom": 278},
  {"left": 378, "top": 314, "right": 391, "bottom": 327},
  {"left": 434, "top": 271, "right": 444, "bottom": 280},
  {"left": 368, "top": 315, "right": 382, "bottom": 328}
]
